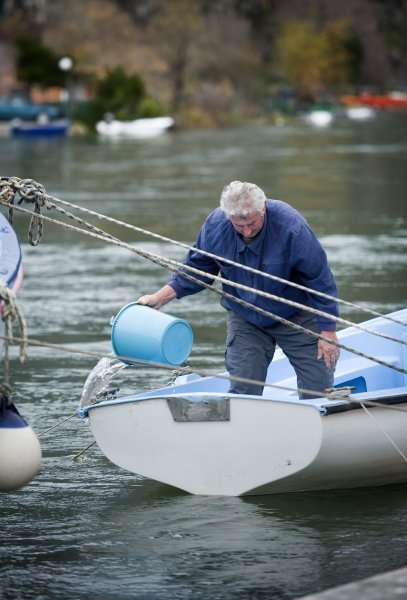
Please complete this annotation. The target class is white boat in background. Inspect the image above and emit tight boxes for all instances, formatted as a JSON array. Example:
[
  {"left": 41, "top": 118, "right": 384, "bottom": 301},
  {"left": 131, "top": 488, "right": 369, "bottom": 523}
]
[
  {"left": 345, "top": 106, "right": 376, "bottom": 121},
  {"left": 79, "top": 309, "right": 407, "bottom": 497},
  {"left": 303, "top": 109, "right": 334, "bottom": 127},
  {"left": 96, "top": 115, "right": 174, "bottom": 138}
]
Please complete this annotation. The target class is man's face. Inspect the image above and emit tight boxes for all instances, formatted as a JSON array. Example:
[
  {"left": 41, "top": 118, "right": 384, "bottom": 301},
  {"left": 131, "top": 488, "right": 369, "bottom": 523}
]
[{"left": 229, "top": 209, "right": 265, "bottom": 239}]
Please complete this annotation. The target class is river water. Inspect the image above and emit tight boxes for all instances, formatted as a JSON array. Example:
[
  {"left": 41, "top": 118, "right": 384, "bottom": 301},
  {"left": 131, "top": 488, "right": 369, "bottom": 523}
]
[{"left": 1, "top": 113, "right": 407, "bottom": 599}]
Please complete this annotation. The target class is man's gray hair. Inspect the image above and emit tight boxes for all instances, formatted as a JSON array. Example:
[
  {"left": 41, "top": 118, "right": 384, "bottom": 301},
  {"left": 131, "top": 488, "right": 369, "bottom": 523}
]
[{"left": 220, "top": 181, "right": 267, "bottom": 217}]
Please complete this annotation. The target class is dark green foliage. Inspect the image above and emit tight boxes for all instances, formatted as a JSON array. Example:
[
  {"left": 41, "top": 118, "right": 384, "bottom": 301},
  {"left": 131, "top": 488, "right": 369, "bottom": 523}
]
[
  {"left": 15, "top": 36, "right": 65, "bottom": 87},
  {"left": 343, "top": 34, "right": 364, "bottom": 84},
  {"left": 80, "top": 67, "right": 163, "bottom": 129},
  {"left": 92, "top": 67, "right": 146, "bottom": 121}
]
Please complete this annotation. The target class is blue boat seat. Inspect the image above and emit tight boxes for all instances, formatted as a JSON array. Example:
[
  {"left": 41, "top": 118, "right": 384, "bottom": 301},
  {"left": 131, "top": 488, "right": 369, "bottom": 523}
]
[
  {"left": 334, "top": 375, "right": 367, "bottom": 394},
  {"left": 334, "top": 356, "right": 402, "bottom": 393}
]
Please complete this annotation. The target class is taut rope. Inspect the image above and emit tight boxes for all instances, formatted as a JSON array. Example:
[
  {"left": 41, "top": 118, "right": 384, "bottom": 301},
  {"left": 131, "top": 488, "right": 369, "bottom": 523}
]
[
  {"left": 1, "top": 200, "right": 406, "bottom": 376},
  {"left": 1, "top": 176, "right": 405, "bottom": 327},
  {"left": 0, "top": 282, "right": 28, "bottom": 397},
  {"left": 2, "top": 332, "right": 407, "bottom": 409}
]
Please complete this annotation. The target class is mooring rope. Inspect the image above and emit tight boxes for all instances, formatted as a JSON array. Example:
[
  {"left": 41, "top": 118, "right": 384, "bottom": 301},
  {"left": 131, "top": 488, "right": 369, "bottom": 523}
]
[
  {"left": 0, "top": 191, "right": 407, "bottom": 352},
  {"left": 48, "top": 196, "right": 407, "bottom": 326},
  {"left": 4, "top": 195, "right": 406, "bottom": 349},
  {"left": 37, "top": 412, "right": 77, "bottom": 437},
  {"left": 0, "top": 282, "right": 28, "bottom": 397},
  {"left": 358, "top": 402, "right": 407, "bottom": 464},
  {"left": 1, "top": 175, "right": 405, "bottom": 328},
  {"left": 1, "top": 200, "right": 406, "bottom": 376},
  {"left": 2, "top": 332, "right": 407, "bottom": 411},
  {"left": 0, "top": 332, "right": 328, "bottom": 399},
  {"left": 14, "top": 186, "right": 407, "bottom": 348},
  {"left": 1, "top": 176, "right": 406, "bottom": 347}
]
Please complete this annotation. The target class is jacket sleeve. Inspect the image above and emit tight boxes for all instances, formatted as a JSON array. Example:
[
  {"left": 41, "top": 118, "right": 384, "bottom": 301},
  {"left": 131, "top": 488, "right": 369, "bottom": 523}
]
[
  {"left": 290, "top": 223, "right": 339, "bottom": 331},
  {"left": 168, "top": 223, "right": 220, "bottom": 298}
]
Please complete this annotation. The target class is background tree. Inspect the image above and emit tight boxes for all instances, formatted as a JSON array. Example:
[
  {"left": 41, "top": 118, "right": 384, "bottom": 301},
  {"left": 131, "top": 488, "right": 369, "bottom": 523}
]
[
  {"left": 42, "top": 0, "right": 169, "bottom": 107},
  {"left": 191, "top": 6, "right": 261, "bottom": 123},
  {"left": 15, "top": 35, "right": 65, "bottom": 88},
  {"left": 147, "top": 0, "right": 201, "bottom": 113},
  {"left": 92, "top": 67, "right": 147, "bottom": 121},
  {"left": 274, "top": 18, "right": 357, "bottom": 100}
]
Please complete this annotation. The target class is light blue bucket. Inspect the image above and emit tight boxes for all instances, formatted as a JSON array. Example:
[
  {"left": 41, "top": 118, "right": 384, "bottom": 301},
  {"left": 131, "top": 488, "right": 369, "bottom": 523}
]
[{"left": 111, "top": 303, "right": 193, "bottom": 366}]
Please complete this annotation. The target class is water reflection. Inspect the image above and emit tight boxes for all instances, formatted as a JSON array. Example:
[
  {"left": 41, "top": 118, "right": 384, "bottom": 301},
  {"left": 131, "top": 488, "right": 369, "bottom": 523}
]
[{"left": 7, "top": 474, "right": 404, "bottom": 600}]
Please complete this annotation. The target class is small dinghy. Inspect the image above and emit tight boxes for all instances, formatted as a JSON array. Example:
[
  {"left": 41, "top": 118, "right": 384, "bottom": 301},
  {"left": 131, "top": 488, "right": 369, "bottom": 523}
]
[
  {"left": 10, "top": 119, "right": 69, "bottom": 138},
  {"left": 303, "top": 109, "right": 334, "bottom": 127},
  {"left": 79, "top": 308, "right": 407, "bottom": 496},
  {"left": 96, "top": 116, "right": 174, "bottom": 138},
  {"left": 345, "top": 106, "right": 376, "bottom": 121}
]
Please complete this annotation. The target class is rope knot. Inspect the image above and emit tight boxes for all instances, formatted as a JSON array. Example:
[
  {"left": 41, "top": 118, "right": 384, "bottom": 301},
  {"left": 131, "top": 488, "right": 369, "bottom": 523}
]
[{"left": 0, "top": 176, "right": 50, "bottom": 245}]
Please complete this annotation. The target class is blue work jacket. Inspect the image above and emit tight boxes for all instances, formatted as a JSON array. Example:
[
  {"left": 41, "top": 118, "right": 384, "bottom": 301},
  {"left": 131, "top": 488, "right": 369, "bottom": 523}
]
[{"left": 168, "top": 200, "right": 339, "bottom": 331}]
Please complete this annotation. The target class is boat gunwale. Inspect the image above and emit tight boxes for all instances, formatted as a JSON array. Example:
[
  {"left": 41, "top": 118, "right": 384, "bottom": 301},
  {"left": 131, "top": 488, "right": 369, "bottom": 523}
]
[{"left": 78, "top": 385, "right": 407, "bottom": 419}]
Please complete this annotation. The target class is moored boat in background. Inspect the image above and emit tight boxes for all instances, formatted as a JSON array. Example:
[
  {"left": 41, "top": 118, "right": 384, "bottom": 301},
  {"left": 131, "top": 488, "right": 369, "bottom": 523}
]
[
  {"left": 96, "top": 115, "right": 174, "bottom": 138},
  {"left": 340, "top": 92, "right": 407, "bottom": 110},
  {"left": 345, "top": 106, "right": 376, "bottom": 121},
  {"left": 10, "top": 119, "right": 69, "bottom": 138},
  {"left": 303, "top": 109, "right": 334, "bottom": 127}
]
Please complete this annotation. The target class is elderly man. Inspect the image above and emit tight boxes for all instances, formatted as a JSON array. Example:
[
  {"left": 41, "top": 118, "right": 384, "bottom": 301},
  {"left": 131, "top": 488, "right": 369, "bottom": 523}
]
[{"left": 138, "top": 181, "right": 339, "bottom": 398}]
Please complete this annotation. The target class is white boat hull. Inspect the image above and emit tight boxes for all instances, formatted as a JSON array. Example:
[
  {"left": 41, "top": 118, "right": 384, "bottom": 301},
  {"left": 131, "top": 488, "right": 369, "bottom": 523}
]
[
  {"left": 80, "top": 309, "right": 407, "bottom": 496},
  {"left": 87, "top": 392, "right": 407, "bottom": 496},
  {"left": 346, "top": 106, "right": 376, "bottom": 121},
  {"left": 304, "top": 110, "right": 334, "bottom": 127},
  {"left": 96, "top": 116, "right": 174, "bottom": 138}
]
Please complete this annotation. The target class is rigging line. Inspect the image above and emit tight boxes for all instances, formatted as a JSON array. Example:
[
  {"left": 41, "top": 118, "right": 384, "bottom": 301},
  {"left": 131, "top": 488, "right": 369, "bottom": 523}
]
[
  {"left": 157, "top": 260, "right": 407, "bottom": 375},
  {"left": 41, "top": 192, "right": 407, "bottom": 327},
  {"left": 358, "top": 402, "right": 407, "bottom": 464},
  {"left": 18, "top": 199, "right": 407, "bottom": 346},
  {"left": 0, "top": 333, "right": 328, "bottom": 399},
  {"left": 145, "top": 254, "right": 407, "bottom": 347},
  {"left": 2, "top": 201, "right": 407, "bottom": 371},
  {"left": 1, "top": 175, "right": 402, "bottom": 327},
  {"left": 2, "top": 333, "right": 407, "bottom": 412},
  {"left": 1, "top": 176, "right": 403, "bottom": 328},
  {"left": 1, "top": 200, "right": 406, "bottom": 350},
  {"left": 144, "top": 251, "right": 407, "bottom": 348},
  {"left": 72, "top": 440, "right": 97, "bottom": 462},
  {"left": 38, "top": 412, "right": 76, "bottom": 437}
]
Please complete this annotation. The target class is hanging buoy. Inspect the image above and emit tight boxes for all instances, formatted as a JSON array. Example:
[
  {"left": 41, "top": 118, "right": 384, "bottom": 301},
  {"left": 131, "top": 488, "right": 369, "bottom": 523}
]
[{"left": 0, "top": 396, "right": 42, "bottom": 492}]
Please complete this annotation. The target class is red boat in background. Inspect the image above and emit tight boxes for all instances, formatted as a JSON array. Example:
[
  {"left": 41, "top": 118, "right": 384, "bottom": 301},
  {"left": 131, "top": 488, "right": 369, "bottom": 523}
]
[{"left": 340, "top": 92, "right": 407, "bottom": 110}]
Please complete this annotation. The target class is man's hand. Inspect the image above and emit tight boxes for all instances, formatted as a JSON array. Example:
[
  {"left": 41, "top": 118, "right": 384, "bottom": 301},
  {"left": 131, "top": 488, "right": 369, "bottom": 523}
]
[
  {"left": 137, "top": 285, "right": 177, "bottom": 310},
  {"left": 317, "top": 330, "right": 340, "bottom": 369}
]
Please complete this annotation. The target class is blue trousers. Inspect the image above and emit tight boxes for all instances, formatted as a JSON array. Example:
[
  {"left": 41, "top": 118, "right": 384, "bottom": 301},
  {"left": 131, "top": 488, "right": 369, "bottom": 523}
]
[{"left": 225, "top": 309, "right": 335, "bottom": 399}]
